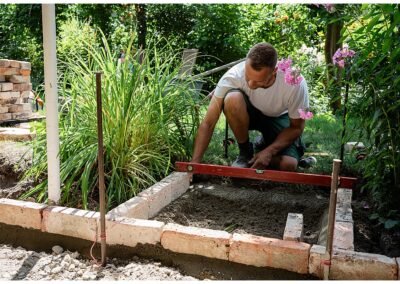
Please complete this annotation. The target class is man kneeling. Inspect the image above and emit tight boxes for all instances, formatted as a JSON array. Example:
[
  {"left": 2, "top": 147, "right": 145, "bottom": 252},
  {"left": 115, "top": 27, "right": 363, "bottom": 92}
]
[{"left": 191, "top": 42, "right": 309, "bottom": 171}]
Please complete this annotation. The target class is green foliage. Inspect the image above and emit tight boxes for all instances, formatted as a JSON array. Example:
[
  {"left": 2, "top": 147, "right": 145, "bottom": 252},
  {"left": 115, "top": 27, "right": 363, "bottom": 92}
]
[
  {"left": 343, "top": 4, "right": 400, "bottom": 213},
  {"left": 57, "top": 18, "right": 98, "bottom": 71},
  {"left": 22, "top": 33, "right": 200, "bottom": 210}
]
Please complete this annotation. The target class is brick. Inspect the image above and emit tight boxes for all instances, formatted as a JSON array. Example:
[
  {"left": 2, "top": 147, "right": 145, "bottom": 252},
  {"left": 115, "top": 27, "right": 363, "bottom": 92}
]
[
  {"left": 229, "top": 233, "right": 310, "bottom": 274},
  {"left": 330, "top": 249, "right": 397, "bottom": 280},
  {"left": 42, "top": 206, "right": 99, "bottom": 241},
  {"left": 0, "top": 75, "right": 5, "bottom": 82},
  {"left": 139, "top": 181, "right": 172, "bottom": 218},
  {"left": 283, "top": 213, "right": 303, "bottom": 242},
  {"left": 8, "top": 103, "right": 31, "bottom": 113},
  {"left": 0, "top": 60, "right": 10, "bottom": 67},
  {"left": 107, "top": 196, "right": 149, "bottom": 220},
  {"left": 333, "top": 221, "right": 354, "bottom": 250},
  {"left": 0, "top": 198, "right": 47, "bottom": 230},
  {"left": 337, "top": 188, "right": 352, "bottom": 205},
  {"left": 0, "top": 82, "right": 13, "bottom": 91},
  {"left": 0, "top": 127, "right": 35, "bottom": 141},
  {"left": 19, "top": 69, "right": 31, "bottom": 76},
  {"left": 308, "top": 244, "right": 325, "bottom": 279},
  {"left": 161, "top": 223, "right": 231, "bottom": 260},
  {"left": 0, "top": 91, "right": 19, "bottom": 100},
  {"left": 11, "top": 111, "right": 32, "bottom": 120},
  {"left": 335, "top": 202, "right": 353, "bottom": 223},
  {"left": 13, "top": 83, "right": 31, "bottom": 92},
  {"left": 162, "top": 171, "right": 190, "bottom": 201},
  {"left": 0, "top": 106, "right": 8, "bottom": 113},
  {"left": 20, "top": 90, "right": 32, "bottom": 98},
  {"left": 0, "top": 67, "right": 19, "bottom": 76},
  {"left": 9, "top": 60, "right": 20, "bottom": 68},
  {"left": 106, "top": 217, "right": 164, "bottom": 247},
  {"left": 0, "top": 113, "right": 11, "bottom": 121},
  {"left": 19, "top": 61, "right": 31, "bottom": 70},
  {"left": 6, "top": 75, "right": 29, "bottom": 84}
]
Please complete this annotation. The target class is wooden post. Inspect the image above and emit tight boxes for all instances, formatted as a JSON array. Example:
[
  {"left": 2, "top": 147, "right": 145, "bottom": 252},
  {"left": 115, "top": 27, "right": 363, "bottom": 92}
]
[
  {"left": 95, "top": 72, "right": 107, "bottom": 267},
  {"left": 323, "top": 159, "right": 341, "bottom": 280}
]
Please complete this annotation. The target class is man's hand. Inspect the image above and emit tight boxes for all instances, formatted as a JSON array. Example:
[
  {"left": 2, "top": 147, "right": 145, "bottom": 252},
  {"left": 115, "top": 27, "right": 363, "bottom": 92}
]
[{"left": 249, "top": 149, "right": 273, "bottom": 169}]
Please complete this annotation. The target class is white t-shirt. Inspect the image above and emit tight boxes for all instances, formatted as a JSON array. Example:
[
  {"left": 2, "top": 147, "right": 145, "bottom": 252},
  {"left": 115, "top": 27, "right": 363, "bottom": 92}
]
[{"left": 214, "top": 61, "right": 309, "bottom": 119}]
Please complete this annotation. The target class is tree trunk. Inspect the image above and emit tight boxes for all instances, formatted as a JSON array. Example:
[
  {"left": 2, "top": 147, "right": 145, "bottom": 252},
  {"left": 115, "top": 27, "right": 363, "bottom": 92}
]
[
  {"left": 325, "top": 20, "right": 343, "bottom": 114},
  {"left": 135, "top": 4, "right": 147, "bottom": 50}
]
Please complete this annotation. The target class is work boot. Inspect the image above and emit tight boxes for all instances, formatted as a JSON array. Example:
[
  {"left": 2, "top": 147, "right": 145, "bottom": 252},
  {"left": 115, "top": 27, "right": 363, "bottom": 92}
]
[
  {"left": 298, "top": 156, "right": 317, "bottom": 168},
  {"left": 253, "top": 135, "right": 267, "bottom": 153},
  {"left": 232, "top": 142, "right": 254, "bottom": 168}
]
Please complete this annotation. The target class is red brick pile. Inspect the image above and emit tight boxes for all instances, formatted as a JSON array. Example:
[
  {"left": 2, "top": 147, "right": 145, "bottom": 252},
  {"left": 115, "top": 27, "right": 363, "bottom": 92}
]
[{"left": 0, "top": 59, "right": 34, "bottom": 122}]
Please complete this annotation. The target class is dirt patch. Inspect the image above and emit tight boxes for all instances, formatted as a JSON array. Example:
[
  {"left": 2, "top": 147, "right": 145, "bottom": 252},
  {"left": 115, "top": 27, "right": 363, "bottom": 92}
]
[
  {"left": 153, "top": 177, "right": 330, "bottom": 244},
  {"left": 0, "top": 141, "right": 33, "bottom": 199}
]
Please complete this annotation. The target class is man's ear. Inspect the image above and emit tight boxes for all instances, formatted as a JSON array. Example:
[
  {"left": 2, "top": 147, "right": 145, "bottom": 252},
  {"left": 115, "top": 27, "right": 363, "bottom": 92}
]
[{"left": 274, "top": 67, "right": 278, "bottom": 73}]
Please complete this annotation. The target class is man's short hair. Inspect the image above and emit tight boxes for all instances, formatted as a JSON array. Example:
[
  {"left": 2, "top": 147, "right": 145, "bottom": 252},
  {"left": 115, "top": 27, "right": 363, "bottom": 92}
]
[{"left": 246, "top": 43, "right": 278, "bottom": 71}]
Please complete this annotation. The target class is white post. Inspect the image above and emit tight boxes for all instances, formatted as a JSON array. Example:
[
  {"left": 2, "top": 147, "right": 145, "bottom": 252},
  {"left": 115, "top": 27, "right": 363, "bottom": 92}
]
[{"left": 42, "top": 4, "right": 60, "bottom": 204}]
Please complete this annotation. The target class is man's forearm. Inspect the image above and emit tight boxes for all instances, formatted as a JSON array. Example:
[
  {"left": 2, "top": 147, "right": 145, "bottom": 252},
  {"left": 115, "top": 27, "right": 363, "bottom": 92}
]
[
  {"left": 266, "top": 127, "right": 303, "bottom": 156},
  {"left": 191, "top": 123, "right": 215, "bottom": 163}
]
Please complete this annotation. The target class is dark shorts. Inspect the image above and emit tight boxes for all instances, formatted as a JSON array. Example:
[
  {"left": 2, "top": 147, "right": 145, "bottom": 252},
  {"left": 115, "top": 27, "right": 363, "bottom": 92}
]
[{"left": 224, "top": 89, "right": 305, "bottom": 161}]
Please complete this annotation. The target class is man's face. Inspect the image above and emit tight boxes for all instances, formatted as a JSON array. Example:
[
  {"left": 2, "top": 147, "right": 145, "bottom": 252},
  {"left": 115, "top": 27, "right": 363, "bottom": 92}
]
[{"left": 245, "top": 60, "right": 277, "bottom": 89}]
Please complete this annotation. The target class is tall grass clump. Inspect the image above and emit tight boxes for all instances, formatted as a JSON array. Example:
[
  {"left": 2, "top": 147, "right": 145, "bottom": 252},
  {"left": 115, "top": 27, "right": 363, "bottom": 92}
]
[{"left": 22, "top": 33, "right": 201, "bottom": 210}]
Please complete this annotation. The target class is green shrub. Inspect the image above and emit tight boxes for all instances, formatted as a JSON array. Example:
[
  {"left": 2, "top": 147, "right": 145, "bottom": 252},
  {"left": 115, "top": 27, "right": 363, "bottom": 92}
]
[{"left": 22, "top": 33, "right": 200, "bottom": 210}]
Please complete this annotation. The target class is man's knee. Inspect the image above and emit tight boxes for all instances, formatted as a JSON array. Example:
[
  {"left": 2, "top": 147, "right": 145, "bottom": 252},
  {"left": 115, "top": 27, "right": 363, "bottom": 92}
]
[
  {"left": 224, "top": 91, "right": 246, "bottom": 114},
  {"left": 279, "top": 156, "right": 298, "bottom": 172}
]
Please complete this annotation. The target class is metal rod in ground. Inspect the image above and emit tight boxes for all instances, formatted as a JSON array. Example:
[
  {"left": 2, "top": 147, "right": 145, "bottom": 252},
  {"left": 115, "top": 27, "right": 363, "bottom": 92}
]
[
  {"left": 340, "top": 81, "right": 350, "bottom": 162},
  {"left": 224, "top": 119, "right": 229, "bottom": 158},
  {"left": 323, "top": 159, "right": 341, "bottom": 280},
  {"left": 95, "top": 72, "right": 107, "bottom": 267}
]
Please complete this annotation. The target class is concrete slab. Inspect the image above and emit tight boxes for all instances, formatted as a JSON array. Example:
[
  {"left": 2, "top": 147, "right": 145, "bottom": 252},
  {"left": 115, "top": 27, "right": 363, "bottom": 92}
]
[
  {"left": 161, "top": 223, "right": 231, "bottom": 261},
  {"left": 331, "top": 249, "right": 398, "bottom": 280},
  {"left": 139, "top": 181, "right": 171, "bottom": 218},
  {"left": 0, "top": 198, "right": 47, "bottom": 230},
  {"left": 162, "top": 171, "right": 190, "bottom": 201},
  {"left": 308, "top": 244, "right": 325, "bottom": 279},
  {"left": 333, "top": 221, "right": 354, "bottom": 250},
  {"left": 107, "top": 196, "right": 149, "bottom": 220},
  {"left": 397, "top": 257, "right": 400, "bottom": 280},
  {"left": 106, "top": 217, "right": 164, "bottom": 247},
  {"left": 229, "top": 233, "right": 310, "bottom": 274},
  {"left": 0, "top": 127, "right": 35, "bottom": 141},
  {"left": 283, "top": 213, "right": 303, "bottom": 242},
  {"left": 42, "top": 206, "right": 99, "bottom": 242}
]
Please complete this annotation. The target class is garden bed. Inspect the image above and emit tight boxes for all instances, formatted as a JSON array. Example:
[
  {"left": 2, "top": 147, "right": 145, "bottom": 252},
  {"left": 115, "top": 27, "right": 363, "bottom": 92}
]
[{"left": 153, "top": 177, "right": 329, "bottom": 244}]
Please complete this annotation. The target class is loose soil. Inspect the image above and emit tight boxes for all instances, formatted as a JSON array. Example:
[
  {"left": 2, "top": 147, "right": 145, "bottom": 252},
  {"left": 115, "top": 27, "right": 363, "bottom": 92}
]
[{"left": 154, "top": 177, "right": 329, "bottom": 244}]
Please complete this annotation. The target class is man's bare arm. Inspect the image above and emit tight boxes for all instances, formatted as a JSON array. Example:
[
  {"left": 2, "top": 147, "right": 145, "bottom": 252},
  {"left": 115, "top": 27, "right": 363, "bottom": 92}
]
[
  {"left": 250, "top": 118, "right": 305, "bottom": 168},
  {"left": 191, "top": 94, "right": 224, "bottom": 163}
]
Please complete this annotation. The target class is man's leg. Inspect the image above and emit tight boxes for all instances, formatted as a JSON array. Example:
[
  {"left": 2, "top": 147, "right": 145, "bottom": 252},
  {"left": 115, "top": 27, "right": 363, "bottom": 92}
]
[
  {"left": 223, "top": 91, "right": 249, "bottom": 144},
  {"left": 270, "top": 155, "right": 298, "bottom": 172},
  {"left": 223, "top": 90, "right": 254, "bottom": 167}
]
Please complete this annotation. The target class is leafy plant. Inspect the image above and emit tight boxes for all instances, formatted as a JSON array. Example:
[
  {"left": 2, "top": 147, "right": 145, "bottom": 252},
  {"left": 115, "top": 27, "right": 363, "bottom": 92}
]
[
  {"left": 343, "top": 4, "right": 400, "bottom": 213},
  {"left": 22, "top": 32, "right": 201, "bottom": 210}
]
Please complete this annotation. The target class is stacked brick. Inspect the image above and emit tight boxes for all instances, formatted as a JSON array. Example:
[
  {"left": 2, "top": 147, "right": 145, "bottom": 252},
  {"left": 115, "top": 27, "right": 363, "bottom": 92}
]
[{"left": 0, "top": 59, "right": 34, "bottom": 122}]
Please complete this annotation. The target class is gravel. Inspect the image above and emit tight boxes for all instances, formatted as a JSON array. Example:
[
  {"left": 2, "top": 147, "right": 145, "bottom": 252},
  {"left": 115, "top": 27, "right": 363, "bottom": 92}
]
[{"left": 0, "top": 244, "right": 198, "bottom": 280}]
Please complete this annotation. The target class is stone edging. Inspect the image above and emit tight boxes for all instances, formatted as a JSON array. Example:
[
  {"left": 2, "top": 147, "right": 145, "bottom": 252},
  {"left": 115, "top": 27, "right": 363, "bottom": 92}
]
[{"left": 0, "top": 174, "right": 398, "bottom": 279}]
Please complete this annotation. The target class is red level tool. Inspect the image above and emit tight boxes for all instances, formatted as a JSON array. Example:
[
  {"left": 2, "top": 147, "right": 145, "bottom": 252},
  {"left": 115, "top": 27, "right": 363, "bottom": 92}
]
[{"left": 175, "top": 162, "right": 357, "bottom": 189}]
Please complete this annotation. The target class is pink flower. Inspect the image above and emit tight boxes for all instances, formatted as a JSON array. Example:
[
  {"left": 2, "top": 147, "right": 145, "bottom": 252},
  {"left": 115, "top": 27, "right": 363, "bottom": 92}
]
[
  {"left": 332, "top": 44, "right": 356, "bottom": 68},
  {"left": 284, "top": 67, "right": 303, "bottom": 85},
  {"left": 323, "top": 4, "right": 335, "bottom": 13},
  {"left": 298, "top": 109, "right": 314, "bottom": 120},
  {"left": 277, "top": 57, "right": 292, "bottom": 73}
]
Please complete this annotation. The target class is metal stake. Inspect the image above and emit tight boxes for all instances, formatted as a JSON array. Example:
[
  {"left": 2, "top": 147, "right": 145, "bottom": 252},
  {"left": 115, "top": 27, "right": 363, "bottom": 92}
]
[
  {"left": 323, "top": 159, "right": 341, "bottom": 280},
  {"left": 95, "top": 72, "right": 107, "bottom": 266}
]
